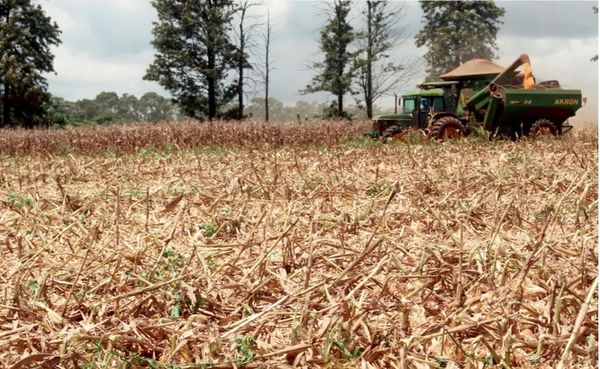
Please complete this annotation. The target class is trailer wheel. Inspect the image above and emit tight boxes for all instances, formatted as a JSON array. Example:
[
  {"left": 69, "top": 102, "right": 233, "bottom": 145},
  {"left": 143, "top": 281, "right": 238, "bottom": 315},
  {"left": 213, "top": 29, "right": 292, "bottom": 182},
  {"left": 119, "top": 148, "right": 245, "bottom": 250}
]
[
  {"left": 429, "top": 116, "right": 464, "bottom": 140},
  {"left": 529, "top": 118, "right": 558, "bottom": 138},
  {"left": 382, "top": 125, "right": 406, "bottom": 140}
]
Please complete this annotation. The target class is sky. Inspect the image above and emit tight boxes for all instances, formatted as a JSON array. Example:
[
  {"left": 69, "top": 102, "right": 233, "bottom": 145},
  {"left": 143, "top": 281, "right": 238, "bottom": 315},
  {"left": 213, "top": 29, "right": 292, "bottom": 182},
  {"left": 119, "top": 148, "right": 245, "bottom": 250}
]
[{"left": 40, "top": 0, "right": 598, "bottom": 123}]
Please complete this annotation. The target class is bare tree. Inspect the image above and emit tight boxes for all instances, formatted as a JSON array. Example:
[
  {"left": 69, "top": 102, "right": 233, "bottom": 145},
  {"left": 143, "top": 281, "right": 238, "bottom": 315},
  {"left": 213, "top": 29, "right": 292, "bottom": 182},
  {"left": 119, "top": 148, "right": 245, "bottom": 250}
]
[
  {"left": 592, "top": 6, "right": 598, "bottom": 62},
  {"left": 263, "top": 10, "right": 272, "bottom": 121},
  {"left": 354, "top": 1, "right": 419, "bottom": 118},
  {"left": 254, "top": 7, "right": 274, "bottom": 121},
  {"left": 233, "top": 1, "right": 261, "bottom": 120}
]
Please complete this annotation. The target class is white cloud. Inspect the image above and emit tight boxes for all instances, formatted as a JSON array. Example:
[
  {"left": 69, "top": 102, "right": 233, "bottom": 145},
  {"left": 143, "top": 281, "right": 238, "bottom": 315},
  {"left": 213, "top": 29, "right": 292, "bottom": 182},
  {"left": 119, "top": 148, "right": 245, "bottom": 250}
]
[
  {"left": 46, "top": 46, "right": 166, "bottom": 100},
  {"left": 101, "top": 0, "right": 151, "bottom": 12},
  {"left": 265, "top": 0, "right": 289, "bottom": 20},
  {"left": 39, "top": 1, "right": 86, "bottom": 35}
]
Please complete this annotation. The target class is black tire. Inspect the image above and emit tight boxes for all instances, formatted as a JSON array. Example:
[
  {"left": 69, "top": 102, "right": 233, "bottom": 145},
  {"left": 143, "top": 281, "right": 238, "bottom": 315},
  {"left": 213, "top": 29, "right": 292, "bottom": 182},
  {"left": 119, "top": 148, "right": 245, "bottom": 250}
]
[
  {"left": 528, "top": 118, "right": 558, "bottom": 138},
  {"left": 429, "top": 116, "right": 465, "bottom": 140},
  {"left": 382, "top": 125, "right": 406, "bottom": 140}
]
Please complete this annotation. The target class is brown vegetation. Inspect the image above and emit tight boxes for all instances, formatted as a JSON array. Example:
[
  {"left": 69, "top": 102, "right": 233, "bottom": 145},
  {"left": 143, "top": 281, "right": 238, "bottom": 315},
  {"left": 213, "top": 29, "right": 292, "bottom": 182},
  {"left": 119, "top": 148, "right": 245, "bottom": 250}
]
[
  {"left": 0, "top": 120, "right": 370, "bottom": 156},
  {"left": 0, "top": 123, "right": 597, "bottom": 368}
]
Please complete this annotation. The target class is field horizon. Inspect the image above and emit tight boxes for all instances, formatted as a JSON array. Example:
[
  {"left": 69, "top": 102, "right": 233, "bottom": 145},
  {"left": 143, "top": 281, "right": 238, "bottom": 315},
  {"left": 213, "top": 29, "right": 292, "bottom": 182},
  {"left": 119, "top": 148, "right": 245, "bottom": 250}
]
[{"left": 0, "top": 119, "right": 597, "bottom": 157}]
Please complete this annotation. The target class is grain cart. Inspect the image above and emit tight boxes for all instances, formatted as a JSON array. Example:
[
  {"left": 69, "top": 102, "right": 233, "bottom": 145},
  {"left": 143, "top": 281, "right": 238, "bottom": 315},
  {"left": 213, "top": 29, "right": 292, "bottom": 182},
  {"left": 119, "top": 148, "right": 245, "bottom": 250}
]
[{"left": 372, "top": 54, "right": 584, "bottom": 140}]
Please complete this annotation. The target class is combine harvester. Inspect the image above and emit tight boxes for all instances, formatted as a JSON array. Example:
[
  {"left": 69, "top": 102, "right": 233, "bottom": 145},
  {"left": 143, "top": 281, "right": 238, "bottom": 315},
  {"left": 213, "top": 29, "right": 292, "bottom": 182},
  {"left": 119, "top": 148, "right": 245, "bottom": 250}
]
[{"left": 372, "top": 53, "right": 584, "bottom": 140}]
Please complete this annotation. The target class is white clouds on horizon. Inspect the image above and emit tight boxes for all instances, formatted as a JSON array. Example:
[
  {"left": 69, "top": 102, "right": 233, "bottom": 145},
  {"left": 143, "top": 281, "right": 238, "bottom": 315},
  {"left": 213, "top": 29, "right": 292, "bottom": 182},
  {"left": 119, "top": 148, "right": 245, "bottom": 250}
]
[{"left": 46, "top": 47, "right": 166, "bottom": 100}]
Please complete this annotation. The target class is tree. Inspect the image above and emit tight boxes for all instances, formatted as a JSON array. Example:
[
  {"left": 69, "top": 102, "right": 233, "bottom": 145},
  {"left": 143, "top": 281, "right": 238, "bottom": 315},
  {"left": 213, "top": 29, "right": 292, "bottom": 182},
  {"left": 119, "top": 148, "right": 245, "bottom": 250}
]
[
  {"left": 145, "top": 0, "right": 237, "bottom": 120},
  {"left": 95, "top": 91, "right": 119, "bottom": 115},
  {"left": 354, "top": 1, "right": 417, "bottom": 119},
  {"left": 302, "top": 0, "right": 354, "bottom": 118},
  {"left": 60, "top": 92, "right": 177, "bottom": 125},
  {"left": 116, "top": 93, "right": 141, "bottom": 122},
  {"left": 139, "top": 92, "right": 177, "bottom": 122},
  {"left": 261, "top": 10, "right": 273, "bottom": 121},
  {"left": 44, "top": 94, "right": 72, "bottom": 127},
  {"left": 245, "top": 96, "right": 282, "bottom": 120},
  {"left": 71, "top": 98, "right": 99, "bottom": 123},
  {"left": 232, "top": 1, "right": 256, "bottom": 120},
  {"left": 0, "top": 0, "right": 61, "bottom": 127},
  {"left": 592, "top": 6, "right": 598, "bottom": 62},
  {"left": 415, "top": 1, "right": 504, "bottom": 80}
]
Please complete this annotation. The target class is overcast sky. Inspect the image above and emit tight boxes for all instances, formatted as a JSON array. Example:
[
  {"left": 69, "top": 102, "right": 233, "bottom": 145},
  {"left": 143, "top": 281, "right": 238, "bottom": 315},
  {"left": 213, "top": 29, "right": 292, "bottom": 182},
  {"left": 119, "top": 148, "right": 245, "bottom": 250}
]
[{"left": 40, "top": 0, "right": 598, "bottom": 123}]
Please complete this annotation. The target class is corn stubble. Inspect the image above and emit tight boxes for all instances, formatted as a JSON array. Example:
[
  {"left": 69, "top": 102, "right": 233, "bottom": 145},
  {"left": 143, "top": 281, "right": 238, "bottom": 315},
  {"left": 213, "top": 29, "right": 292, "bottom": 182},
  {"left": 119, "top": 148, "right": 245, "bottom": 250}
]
[{"left": 0, "top": 122, "right": 597, "bottom": 369}]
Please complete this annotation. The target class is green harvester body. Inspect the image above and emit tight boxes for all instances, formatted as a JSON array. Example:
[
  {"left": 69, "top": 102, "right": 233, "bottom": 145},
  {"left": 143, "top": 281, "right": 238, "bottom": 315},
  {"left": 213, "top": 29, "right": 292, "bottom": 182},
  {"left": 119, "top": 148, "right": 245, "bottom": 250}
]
[{"left": 372, "top": 54, "right": 583, "bottom": 139}]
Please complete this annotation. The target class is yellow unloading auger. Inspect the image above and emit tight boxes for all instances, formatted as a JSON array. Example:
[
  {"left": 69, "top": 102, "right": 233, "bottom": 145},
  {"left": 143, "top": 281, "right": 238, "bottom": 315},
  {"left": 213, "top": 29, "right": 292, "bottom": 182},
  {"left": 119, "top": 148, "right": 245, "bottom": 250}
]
[
  {"left": 466, "top": 53, "right": 535, "bottom": 111},
  {"left": 522, "top": 58, "right": 535, "bottom": 90}
]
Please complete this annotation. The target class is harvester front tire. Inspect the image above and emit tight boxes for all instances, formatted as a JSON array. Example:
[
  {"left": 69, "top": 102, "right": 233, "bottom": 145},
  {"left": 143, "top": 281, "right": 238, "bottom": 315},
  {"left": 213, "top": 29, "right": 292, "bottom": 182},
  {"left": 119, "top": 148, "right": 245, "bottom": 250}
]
[
  {"left": 529, "top": 119, "right": 558, "bottom": 138},
  {"left": 382, "top": 125, "right": 406, "bottom": 140},
  {"left": 429, "top": 117, "right": 465, "bottom": 140}
]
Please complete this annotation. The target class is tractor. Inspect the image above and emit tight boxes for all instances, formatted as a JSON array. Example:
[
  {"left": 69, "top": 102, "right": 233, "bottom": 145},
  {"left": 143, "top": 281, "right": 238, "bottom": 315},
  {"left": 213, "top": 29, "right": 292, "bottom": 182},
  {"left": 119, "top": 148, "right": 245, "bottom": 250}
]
[{"left": 372, "top": 54, "right": 584, "bottom": 140}]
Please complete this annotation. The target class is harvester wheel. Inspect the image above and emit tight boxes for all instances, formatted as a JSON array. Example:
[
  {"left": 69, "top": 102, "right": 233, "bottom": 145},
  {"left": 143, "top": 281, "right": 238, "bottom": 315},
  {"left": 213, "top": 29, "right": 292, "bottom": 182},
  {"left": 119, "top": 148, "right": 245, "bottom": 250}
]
[
  {"left": 429, "top": 117, "right": 465, "bottom": 140},
  {"left": 382, "top": 125, "right": 406, "bottom": 140},
  {"left": 529, "top": 118, "right": 558, "bottom": 138}
]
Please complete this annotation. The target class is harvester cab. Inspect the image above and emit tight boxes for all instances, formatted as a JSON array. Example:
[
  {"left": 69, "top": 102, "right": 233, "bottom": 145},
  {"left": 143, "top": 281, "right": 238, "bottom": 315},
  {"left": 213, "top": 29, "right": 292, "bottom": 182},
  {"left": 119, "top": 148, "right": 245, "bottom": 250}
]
[
  {"left": 372, "top": 82, "right": 456, "bottom": 139},
  {"left": 372, "top": 53, "right": 583, "bottom": 140}
]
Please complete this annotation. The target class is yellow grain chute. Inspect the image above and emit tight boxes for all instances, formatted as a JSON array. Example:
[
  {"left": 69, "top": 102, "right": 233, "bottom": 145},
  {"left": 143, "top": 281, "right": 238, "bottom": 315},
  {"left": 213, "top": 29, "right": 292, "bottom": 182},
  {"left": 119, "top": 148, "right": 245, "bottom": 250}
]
[{"left": 521, "top": 60, "right": 535, "bottom": 89}]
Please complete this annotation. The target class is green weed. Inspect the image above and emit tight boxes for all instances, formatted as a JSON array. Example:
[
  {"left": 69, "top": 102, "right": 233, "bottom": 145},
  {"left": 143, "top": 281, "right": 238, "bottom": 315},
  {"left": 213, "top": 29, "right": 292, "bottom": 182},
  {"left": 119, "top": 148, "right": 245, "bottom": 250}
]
[
  {"left": 161, "top": 248, "right": 185, "bottom": 273},
  {"left": 195, "top": 145, "right": 226, "bottom": 156},
  {"left": 8, "top": 192, "right": 34, "bottom": 208},
  {"left": 322, "top": 326, "right": 362, "bottom": 362},
  {"left": 125, "top": 185, "right": 141, "bottom": 198},
  {"left": 234, "top": 336, "right": 256, "bottom": 366},
  {"left": 323, "top": 338, "right": 362, "bottom": 361},
  {"left": 28, "top": 280, "right": 40, "bottom": 298},
  {"left": 343, "top": 136, "right": 383, "bottom": 149},
  {"left": 200, "top": 222, "right": 216, "bottom": 238},
  {"left": 220, "top": 206, "right": 231, "bottom": 216}
]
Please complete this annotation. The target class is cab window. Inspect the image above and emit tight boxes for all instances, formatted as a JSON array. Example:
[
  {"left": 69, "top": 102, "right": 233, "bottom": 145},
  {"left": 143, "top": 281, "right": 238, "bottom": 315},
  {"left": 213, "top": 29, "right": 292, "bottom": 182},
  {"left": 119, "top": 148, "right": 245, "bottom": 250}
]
[
  {"left": 403, "top": 98, "right": 416, "bottom": 113},
  {"left": 420, "top": 97, "right": 444, "bottom": 112},
  {"left": 432, "top": 97, "right": 444, "bottom": 111}
]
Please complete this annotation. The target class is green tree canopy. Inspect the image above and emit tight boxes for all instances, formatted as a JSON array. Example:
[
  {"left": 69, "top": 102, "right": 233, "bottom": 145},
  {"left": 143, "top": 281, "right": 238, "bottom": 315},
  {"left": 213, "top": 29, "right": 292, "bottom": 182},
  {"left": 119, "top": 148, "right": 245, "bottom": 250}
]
[
  {"left": 145, "top": 0, "right": 237, "bottom": 120},
  {"left": 0, "top": 0, "right": 61, "bottom": 128},
  {"left": 415, "top": 0, "right": 505, "bottom": 80},
  {"left": 95, "top": 91, "right": 120, "bottom": 114},
  {"left": 139, "top": 92, "right": 177, "bottom": 122},
  {"left": 49, "top": 92, "right": 177, "bottom": 126},
  {"left": 302, "top": 0, "right": 354, "bottom": 118}
]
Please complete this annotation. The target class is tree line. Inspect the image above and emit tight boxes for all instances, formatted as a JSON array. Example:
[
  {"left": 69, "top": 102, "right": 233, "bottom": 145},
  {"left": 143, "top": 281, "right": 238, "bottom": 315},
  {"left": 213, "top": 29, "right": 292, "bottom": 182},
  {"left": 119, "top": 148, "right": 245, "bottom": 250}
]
[
  {"left": 43, "top": 93, "right": 380, "bottom": 127},
  {"left": 44, "top": 92, "right": 179, "bottom": 126},
  {"left": 0, "top": 0, "right": 506, "bottom": 128}
]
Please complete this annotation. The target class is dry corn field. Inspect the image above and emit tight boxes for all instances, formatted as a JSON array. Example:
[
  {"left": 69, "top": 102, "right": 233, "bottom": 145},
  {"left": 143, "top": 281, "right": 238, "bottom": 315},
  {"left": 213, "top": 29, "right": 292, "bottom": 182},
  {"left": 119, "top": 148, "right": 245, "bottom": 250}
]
[
  {"left": 0, "top": 121, "right": 370, "bottom": 156},
  {"left": 0, "top": 121, "right": 597, "bottom": 369}
]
